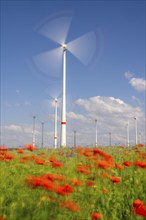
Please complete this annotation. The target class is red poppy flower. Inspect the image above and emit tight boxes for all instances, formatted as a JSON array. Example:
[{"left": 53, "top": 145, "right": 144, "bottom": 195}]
[
  {"left": 133, "top": 199, "right": 144, "bottom": 208},
  {"left": 4, "top": 153, "right": 14, "bottom": 160},
  {"left": 102, "top": 189, "right": 108, "bottom": 194},
  {"left": 35, "top": 159, "right": 45, "bottom": 165},
  {"left": 138, "top": 143, "right": 144, "bottom": 147},
  {"left": 123, "top": 161, "right": 131, "bottom": 167},
  {"left": 26, "top": 176, "right": 55, "bottom": 191},
  {"left": 83, "top": 149, "right": 92, "bottom": 157},
  {"left": 71, "top": 179, "right": 83, "bottom": 186},
  {"left": 87, "top": 180, "right": 95, "bottom": 187},
  {"left": 17, "top": 149, "right": 24, "bottom": 154},
  {"left": 45, "top": 173, "right": 66, "bottom": 182},
  {"left": 60, "top": 200, "right": 80, "bottom": 212},
  {"left": 77, "top": 165, "right": 90, "bottom": 175},
  {"left": 134, "top": 161, "right": 146, "bottom": 168},
  {"left": 56, "top": 184, "right": 74, "bottom": 196},
  {"left": 91, "top": 212, "right": 103, "bottom": 219},
  {"left": 97, "top": 160, "right": 112, "bottom": 169},
  {"left": 51, "top": 161, "right": 64, "bottom": 168},
  {"left": 110, "top": 176, "right": 121, "bottom": 183},
  {"left": 49, "top": 156, "right": 56, "bottom": 162},
  {"left": 25, "top": 144, "right": 35, "bottom": 151},
  {"left": 134, "top": 205, "right": 146, "bottom": 216},
  {"left": 115, "top": 164, "right": 124, "bottom": 170}
]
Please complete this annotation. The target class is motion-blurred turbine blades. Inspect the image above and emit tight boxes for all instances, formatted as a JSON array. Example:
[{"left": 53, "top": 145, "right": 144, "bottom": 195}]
[
  {"left": 32, "top": 47, "right": 62, "bottom": 78},
  {"left": 45, "top": 81, "right": 62, "bottom": 100},
  {"left": 67, "top": 31, "right": 97, "bottom": 65},
  {"left": 36, "top": 12, "right": 73, "bottom": 45}
]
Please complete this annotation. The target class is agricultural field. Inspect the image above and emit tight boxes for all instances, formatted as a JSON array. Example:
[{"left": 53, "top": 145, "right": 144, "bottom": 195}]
[{"left": 0, "top": 144, "right": 146, "bottom": 220}]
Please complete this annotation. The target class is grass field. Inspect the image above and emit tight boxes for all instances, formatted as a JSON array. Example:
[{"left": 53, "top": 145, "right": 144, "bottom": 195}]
[{"left": 0, "top": 144, "right": 146, "bottom": 220}]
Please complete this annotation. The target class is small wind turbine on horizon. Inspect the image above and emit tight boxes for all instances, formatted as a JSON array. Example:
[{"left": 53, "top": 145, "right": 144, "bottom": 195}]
[
  {"left": 32, "top": 115, "right": 36, "bottom": 146},
  {"left": 95, "top": 119, "right": 98, "bottom": 147},
  {"left": 126, "top": 121, "right": 130, "bottom": 147},
  {"left": 54, "top": 98, "right": 58, "bottom": 148},
  {"left": 32, "top": 11, "right": 101, "bottom": 147}
]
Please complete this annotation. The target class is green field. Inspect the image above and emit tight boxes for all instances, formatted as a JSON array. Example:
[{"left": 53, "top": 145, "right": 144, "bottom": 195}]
[{"left": 0, "top": 145, "right": 146, "bottom": 220}]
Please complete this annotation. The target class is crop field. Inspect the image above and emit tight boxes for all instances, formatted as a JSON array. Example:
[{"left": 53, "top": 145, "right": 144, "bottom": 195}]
[{"left": 0, "top": 144, "right": 146, "bottom": 220}]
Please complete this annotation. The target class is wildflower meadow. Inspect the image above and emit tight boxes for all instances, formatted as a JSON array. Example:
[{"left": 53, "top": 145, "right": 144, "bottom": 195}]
[{"left": 0, "top": 144, "right": 146, "bottom": 220}]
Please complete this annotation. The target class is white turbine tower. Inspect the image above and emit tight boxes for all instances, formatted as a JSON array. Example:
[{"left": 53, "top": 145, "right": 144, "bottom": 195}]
[
  {"left": 60, "top": 44, "right": 67, "bottom": 147},
  {"left": 32, "top": 11, "right": 101, "bottom": 147},
  {"left": 126, "top": 122, "right": 130, "bottom": 147},
  {"left": 32, "top": 115, "right": 36, "bottom": 147},
  {"left": 134, "top": 117, "right": 138, "bottom": 145},
  {"left": 95, "top": 119, "right": 98, "bottom": 147},
  {"left": 54, "top": 98, "right": 58, "bottom": 148}
]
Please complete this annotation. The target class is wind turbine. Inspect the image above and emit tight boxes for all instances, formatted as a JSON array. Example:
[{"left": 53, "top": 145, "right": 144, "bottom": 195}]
[
  {"left": 126, "top": 122, "right": 130, "bottom": 147},
  {"left": 41, "top": 121, "right": 44, "bottom": 148},
  {"left": 134, "top": 117, "right": 138, "bottom": 145},
  {"left": 54, "top": 98, "right": 58, "bottom": 148},
  {"left": 95, "top": 119, "right": 98, "bottom": 147},
  {"left": 32, "top": 11, "right": 100, "bottom": 147},
  {"left": 32, "top": 115, "right": 36, "bottom": 147}
]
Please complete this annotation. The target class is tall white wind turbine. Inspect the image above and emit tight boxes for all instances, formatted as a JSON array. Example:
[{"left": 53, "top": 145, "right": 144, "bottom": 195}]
[{"left": 32, "top": 11, "right": 101, "bottom": 147}]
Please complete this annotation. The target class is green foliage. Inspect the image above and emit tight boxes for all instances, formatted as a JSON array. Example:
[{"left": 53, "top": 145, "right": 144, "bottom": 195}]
[{"left": 0, "top": 146, "right": 146, "bottom": 220}]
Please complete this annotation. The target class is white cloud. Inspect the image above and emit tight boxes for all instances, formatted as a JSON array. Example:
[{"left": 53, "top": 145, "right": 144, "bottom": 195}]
[
  {"left": 124, "top": 71, "right": 146, "bottom": 92},
  {"left": 132, "top": 96, "right": 143, "bottom": 105},
  {"left": 75, "top": 96, "right": 136, "bottom": 116},
  {"left": 5, "top": 124, "right": 22, "bottom": 132},
  {"left": 67, "top": 112, "right": 88, "bottom": 122},
  {"left": 124, "top": 71, "right": 133, "bottom": 79},
  {"left": 129, "top": 77, "right": 146, "bottom": 92}
]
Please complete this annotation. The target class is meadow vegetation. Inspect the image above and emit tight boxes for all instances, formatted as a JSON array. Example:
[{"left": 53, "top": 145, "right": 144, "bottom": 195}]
[{"left": 0, "top": 144, "right": 146, "bottom": 220}]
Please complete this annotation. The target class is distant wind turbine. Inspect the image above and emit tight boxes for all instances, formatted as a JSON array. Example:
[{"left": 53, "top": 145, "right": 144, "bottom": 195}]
[
  {"left": 54, "top": 98, "right": 58, "bottom": 148},
  {"left": 32, "top": 11, "right": 100, "bottom": 147},
  {"left": 134, "top": 117, "right": 138, "bottom": 145},
  {"left": 32, "top": 115, "right": 36, "bottom": 146},
  {"left": 95, "top": 119, "right": 98, "bottom": 147},
  {"left": 126, "top": 122, "right": 130, "bottom": 147}
]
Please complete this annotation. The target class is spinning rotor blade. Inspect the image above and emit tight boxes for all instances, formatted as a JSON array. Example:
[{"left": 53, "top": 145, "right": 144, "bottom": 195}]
[
  {"left": 67, "top": 30, "right": 99, "bottom": 66},
  {"left": 31, "top": 47, "right": 62, "bottom": 78},
  {"left": 36, "top": 11, "right": 73, "bottom": 45},
  {"left": 45, "top": 81, "right": 62, "bottom": 100}
]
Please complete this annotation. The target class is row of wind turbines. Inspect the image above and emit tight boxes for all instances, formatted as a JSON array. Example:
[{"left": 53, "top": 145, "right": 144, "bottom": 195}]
[{"left": 32, "top": 114, "right": 141, "bottom": 148}]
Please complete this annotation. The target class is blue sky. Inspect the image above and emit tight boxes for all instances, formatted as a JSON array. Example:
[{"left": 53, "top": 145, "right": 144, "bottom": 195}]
[{"left": 1, "top": 0, "right": 146, "bottom": 147}]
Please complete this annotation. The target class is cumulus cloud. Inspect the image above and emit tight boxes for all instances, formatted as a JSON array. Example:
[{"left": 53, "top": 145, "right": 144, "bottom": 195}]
[
  {"left": 129, "top": 77, "right": 146, "bottom": 92},
  {"left": 67, "top": 112, "right": 88, "bottom": 122},
  {"left": 124, "top": 71, "right": 146, "bottom": 92},
  {"left": 72, "top": 96, "right": 145, "bottom": 145},
  {"left": 75, "top": 96, "right": 139, "bottom": 117}
]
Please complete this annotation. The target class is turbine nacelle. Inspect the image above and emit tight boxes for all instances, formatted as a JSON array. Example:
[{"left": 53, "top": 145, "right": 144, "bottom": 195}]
[
  {"left": 62, "top": 44, "right": 67, "bottom": 51},
  {"left": 55, "top": 98, "right": 58, "bottom": 103}
]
